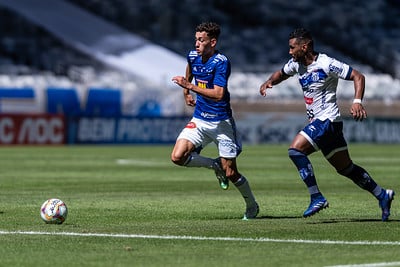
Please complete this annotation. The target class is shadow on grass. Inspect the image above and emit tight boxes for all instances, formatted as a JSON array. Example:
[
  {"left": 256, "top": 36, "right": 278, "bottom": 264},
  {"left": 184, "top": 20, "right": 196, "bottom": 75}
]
[
  {"left": 255, "top": 215, "right": 302, "bottom": 220},
  {"left": 241, "top": 215, "right": 400, "bottom": 223},
  {"left": 307, "top": 218, "right": 400, "bottom": 223}
]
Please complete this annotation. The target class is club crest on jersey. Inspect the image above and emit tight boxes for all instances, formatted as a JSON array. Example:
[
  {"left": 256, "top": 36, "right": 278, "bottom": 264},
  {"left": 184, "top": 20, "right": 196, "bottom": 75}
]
[
  {"left": 185, "top": 122, "right": 197, "bottom": 129},
  {"left": 299, "top": 69, "right": 327, "bottom": 90}
]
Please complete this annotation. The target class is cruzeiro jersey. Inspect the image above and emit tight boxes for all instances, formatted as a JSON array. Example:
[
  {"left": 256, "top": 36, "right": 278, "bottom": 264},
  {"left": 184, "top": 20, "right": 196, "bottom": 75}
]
[
  {"left": 187, "top": 50, "right": 232, "bottom": 122},
  {"left": 283, "top": 53, "right": 352, "bottom": 122}
]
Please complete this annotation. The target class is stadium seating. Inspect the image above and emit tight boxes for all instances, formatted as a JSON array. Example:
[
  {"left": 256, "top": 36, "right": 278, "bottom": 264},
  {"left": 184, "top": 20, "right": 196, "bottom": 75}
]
[{"left": 0, "top": 0, "right": 399, "bottom": 104}]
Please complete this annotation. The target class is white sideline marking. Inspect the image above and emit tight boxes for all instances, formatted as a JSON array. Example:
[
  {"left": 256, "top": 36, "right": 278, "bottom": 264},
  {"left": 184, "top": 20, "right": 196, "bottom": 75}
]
[
  {"left": 1, "top": 230, "right": 400, "bottom": 246},
  {"left": 326, "top": 262, "right": 400, "bottom": 267}
]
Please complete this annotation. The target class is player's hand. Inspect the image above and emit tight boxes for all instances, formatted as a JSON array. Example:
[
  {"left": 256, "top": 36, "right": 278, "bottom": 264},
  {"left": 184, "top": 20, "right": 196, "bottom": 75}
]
[
  {"left": 184, "top": 94, "right": 196, "bottom": 107},
  {"left": 172, "top": 76, "right": 191, "bottom": 90},
  {"left": 350, "top": 103, "right": 367, "bottom": 121},
  {"left": 259, "top": 80, "right": 273, "bottom": 97}
]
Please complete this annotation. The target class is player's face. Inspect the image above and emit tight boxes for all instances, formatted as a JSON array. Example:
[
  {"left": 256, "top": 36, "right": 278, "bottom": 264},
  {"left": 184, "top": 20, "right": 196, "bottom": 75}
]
[
  {"left": 289, "top": 38, "right": 306, "bottom": 63},
  {"left": 195, "top": 31, "right": 216, "bottom": 58}
]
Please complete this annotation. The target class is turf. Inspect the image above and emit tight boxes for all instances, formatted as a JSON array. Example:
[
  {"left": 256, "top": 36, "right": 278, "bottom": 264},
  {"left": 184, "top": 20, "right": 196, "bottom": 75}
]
[{"left": 0, "top": 144, "right": 399, "bottom": 267}]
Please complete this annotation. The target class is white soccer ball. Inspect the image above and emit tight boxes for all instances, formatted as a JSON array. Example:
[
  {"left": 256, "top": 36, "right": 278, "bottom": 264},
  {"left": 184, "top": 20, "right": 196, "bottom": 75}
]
[{"left": 40, "top": 198, "right": 68, "bottom": 224}]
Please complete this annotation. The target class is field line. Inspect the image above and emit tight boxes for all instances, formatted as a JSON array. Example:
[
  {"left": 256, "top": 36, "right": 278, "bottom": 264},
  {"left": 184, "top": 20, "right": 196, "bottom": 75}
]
[
  {"left": 326, "top": 262, "right": 400, "bottom": 267},
  {"left": 1, "top": 230, "right": 400, "bottom": 246}
]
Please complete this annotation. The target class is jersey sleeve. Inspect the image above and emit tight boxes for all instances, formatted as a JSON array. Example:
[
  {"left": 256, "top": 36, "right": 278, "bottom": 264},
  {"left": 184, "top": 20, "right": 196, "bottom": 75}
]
[
  {"left": 213, "top": 54, "right": 230, "bottom": 87},
  {"left": 187, "top": 50, "right": 198, "bottom": 67},
  {"left": 282, "top": 59, "right": 298, "bottom": 76},
  {"left": 328, "top": 57, "right": 352, "bottom": 80}
]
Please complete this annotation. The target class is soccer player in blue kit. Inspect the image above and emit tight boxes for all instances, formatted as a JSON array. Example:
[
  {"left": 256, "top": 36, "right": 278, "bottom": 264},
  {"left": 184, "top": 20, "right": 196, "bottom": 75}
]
[
  {"left": 260, "top": 28, "right": 395, "bottom": 221},
  {"left": 171, "top": 22, "right": 259, "bottom": 220}
]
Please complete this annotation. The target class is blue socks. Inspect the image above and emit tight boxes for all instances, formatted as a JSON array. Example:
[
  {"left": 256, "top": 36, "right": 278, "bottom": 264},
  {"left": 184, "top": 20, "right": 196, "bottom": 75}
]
[
  {"left": 338, "top": 163, "right": 382, "bottom": 198},
  {"left": 288, "top": 148, "right": 320, "bottom": 196}
]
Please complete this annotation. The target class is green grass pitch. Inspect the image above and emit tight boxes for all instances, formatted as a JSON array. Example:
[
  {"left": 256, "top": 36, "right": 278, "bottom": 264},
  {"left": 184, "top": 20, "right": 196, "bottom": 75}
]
[{"left": 0, "top": 144, "right": 399, "bottom": 266}]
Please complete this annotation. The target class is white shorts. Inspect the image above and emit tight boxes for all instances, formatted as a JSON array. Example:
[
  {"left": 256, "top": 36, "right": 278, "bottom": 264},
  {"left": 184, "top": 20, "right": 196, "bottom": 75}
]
[{"left": 177, "top": 117, "right": 242, "bottom": 158}]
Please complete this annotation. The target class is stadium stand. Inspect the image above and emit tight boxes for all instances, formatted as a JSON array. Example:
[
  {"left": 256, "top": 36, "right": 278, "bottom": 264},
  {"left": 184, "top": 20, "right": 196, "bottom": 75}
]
[
  {"left": 0, "top": 0, "right": 186, "bottom": 85},
  {"left": 65, "top": 0, "right": 400, "bottom": 77},
  {"left": 0, "top": 0, "right": 399, "bottom": 113}
]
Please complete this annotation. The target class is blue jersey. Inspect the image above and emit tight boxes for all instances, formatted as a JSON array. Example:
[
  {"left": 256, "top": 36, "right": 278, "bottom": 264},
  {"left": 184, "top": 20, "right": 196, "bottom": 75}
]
[{"left": 187, "top": 50, "right": 232, "bottom": 122}]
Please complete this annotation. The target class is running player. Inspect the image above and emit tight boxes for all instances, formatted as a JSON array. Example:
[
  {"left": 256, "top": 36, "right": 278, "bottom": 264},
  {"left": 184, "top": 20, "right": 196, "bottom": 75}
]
[
  {"left": 171, "top": 22, "right": 259, "bottom": 220},
  {"left": 259, "top": 28, "right": 394, "bottom": 221}
]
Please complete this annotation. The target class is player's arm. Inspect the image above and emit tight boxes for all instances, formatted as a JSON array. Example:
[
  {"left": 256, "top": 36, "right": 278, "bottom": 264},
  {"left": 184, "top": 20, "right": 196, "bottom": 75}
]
[
  {"left": 193, "top": 84, "right": 225, "bottom": 101},
  {"left": 181, "top": 64, "right": 196, "bottom": 107},
  {"left": 259, "top": 69, "right": 290, "bottom": 97},
  {"left": 172, "top": 76, "right": 225, "bottom": 101},
  {"left": 348, "top": 69, "right": 367, "bottom": 121}
]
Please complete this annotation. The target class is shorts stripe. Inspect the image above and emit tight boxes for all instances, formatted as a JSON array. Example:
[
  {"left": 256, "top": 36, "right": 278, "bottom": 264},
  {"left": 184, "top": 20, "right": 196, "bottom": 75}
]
[
  {"left": 324, "top": 146, "right": 348, "bottom": 160},
  {"left": 300, "top": 131, "right": 319, "bottom": 151}
]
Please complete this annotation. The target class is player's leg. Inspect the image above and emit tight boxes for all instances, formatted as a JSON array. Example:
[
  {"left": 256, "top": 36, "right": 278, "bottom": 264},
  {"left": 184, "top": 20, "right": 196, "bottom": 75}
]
[
  {"left": 171, "top": 137, "right": 217, "bottom": 168},
  {"left": 212, "top": 157, "right": 229, "bottom": 190},
  {"left": 171, "top": 138, "right": 196, "bottom": 166},
  {"left": 171, "top": 118, "right": 213, "bottom": 167},
  {"left": 328, "top": 149, "right": 380, "bottom": 193},
  {"left": 328, "top": 149, "right": 395, "bottom": 221},
  {"left": 216, "top": 119, "right": 258, "bottom": 219},
  {"left": 288, "top": 133, "right": 328, "bottom": 217},
  {"left": 171, "top": 120, "right": 226, "bottom": 189},
  {"left": 221, "top": 157, "right": 259, "bottom": 220}
]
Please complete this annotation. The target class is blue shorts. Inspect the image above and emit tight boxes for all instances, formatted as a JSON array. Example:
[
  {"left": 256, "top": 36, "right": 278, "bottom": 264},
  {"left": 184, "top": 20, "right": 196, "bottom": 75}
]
[{"left": 300, "top": 119, "right": 348, "bottom": 159}]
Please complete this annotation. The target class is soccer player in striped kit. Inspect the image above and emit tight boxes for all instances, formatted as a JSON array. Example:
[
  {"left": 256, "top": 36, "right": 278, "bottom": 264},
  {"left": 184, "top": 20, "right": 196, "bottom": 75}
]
[
  {"left": 260, "top": 28, "right": 394, "bottom": 221},
  {"left": 171, "top": 22, "right": 259, "bottom": 220}
]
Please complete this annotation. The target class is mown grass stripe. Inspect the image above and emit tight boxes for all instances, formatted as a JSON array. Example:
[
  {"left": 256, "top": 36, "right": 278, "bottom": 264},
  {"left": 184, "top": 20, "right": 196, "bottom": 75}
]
[{"left": 1, "top": 230, "right": 400, "bottom": 246}]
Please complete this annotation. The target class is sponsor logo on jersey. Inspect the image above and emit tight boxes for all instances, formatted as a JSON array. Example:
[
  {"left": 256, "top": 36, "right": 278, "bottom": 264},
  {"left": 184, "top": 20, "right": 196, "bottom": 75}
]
[
  {"left": 329, "top": 64, "right": 343, "bottom": 75},
  {"left": 201, "top": 112, "right": 217, "bottom": 119},
  {"left": 196, "top": 79, "right": 208, "bottom": 89},
  {"left": 304, "top": 96, "right": 314, "bottom": 105}
]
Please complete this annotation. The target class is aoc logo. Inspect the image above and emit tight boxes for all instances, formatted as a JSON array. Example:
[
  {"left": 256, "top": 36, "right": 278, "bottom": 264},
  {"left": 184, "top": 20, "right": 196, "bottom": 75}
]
[{"left": 0, "top": 115, "right": 65, "bottom": 145}]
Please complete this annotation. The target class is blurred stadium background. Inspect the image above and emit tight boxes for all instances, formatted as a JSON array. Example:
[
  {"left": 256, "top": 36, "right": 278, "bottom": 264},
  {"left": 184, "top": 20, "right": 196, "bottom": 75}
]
[{"left": 0, "top": 0, "right": 399, "bottom": 145}]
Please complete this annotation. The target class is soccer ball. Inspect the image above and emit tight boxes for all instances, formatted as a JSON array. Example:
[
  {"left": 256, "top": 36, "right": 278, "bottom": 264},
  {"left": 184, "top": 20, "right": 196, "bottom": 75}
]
[{"left": 40, "top": 198, "right": 68, "bottom": 224}]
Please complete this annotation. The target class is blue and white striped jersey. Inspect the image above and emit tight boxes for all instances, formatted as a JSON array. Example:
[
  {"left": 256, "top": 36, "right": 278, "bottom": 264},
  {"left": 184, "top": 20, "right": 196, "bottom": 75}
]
[{"left": 283, "top": 53, "right": 352, "bottom": 122}]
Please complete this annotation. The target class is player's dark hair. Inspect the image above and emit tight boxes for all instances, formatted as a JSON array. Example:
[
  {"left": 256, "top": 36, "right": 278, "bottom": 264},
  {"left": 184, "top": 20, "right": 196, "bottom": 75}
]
[
  {"left": 289, "top": 28, "right": 313, "bottom": 47},
  {"left": 196, "top": 22, "right": 220, "bottom": 40}
]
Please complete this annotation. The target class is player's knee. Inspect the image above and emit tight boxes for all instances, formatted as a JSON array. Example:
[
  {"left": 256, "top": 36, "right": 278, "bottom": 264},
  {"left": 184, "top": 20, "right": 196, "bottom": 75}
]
[
  {"left": 225, "top": 168, "right": 234, "bottom": 179},
  {"left": 225, "top": 167, "right": 241, "bottom": 183},
  {"left": 170, "top": 152, "right": 186, "bottom": 166},
  {"left": 337, "top": 163, "right": 353, "bottom": 177},
  {"left": 288, "top": 148, "right": 308, "bottom": 164},
  {"left": 288, "top": 148, "right": 304, "bottom": 158}
]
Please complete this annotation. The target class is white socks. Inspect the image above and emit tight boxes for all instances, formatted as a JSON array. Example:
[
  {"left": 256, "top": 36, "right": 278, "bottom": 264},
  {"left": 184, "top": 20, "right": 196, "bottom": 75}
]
[
  {"left": 234, "top": 176, "right": 257, "bottom": 207},
  {"left": 184, "top": 152, "right": 214, "bottom": 169}
]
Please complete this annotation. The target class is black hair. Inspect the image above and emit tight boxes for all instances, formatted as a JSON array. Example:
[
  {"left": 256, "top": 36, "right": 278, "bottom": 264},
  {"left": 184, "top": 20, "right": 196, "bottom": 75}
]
[
  {"left": 289, "top": 28, "right": 313, "bottom": 47},
  {"left": 196, "top": 22, "right": 221, "bottom": 40}
]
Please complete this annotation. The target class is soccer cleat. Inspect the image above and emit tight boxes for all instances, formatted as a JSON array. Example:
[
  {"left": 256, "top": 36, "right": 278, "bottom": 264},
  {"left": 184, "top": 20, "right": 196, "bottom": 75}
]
[
  {"left": 303, "top": 196, "right": 329, "bottom": 218},
  {"left": 379, "top": 189, "right": 395, "bottom": 222},
  {"left": 242, "top": 202, "right": 259, "bottom": 220},
  {"left": 213, "top": 158, "right": 229, "bottom": 190}
]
